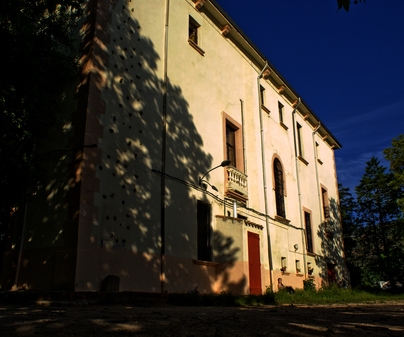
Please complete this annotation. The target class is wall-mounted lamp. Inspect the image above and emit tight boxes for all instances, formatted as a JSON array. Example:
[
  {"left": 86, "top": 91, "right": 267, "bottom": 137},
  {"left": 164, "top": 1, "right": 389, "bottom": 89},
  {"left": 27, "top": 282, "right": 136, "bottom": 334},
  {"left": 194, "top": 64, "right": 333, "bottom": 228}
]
[
  {"left": 294, "top": 244, "right": 298, "bottom": 251},
  {"left": 199, "top": 160, "right": 231, "bottom": 190},
  {"left": 200, "top": 180, "right": 218, "bottom": 192}
]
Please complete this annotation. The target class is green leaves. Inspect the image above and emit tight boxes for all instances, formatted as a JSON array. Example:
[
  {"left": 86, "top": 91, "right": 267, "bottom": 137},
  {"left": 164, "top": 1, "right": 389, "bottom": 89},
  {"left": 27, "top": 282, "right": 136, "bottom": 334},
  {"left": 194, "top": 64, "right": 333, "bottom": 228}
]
[
  {"left": 384, "top": 134, "right": 404, "bottom": 213},
  {"left": 337, "top": 0, "right": 366, "bottom": 12},
  {"left": 340, "top": 151, "right": 404, "bottom": 288},
  {"left": 0, "top": 1, "right": 82, "bottom": 212},
  {"left": 337, "top": 0, "right": 351, "bottom": 12}
]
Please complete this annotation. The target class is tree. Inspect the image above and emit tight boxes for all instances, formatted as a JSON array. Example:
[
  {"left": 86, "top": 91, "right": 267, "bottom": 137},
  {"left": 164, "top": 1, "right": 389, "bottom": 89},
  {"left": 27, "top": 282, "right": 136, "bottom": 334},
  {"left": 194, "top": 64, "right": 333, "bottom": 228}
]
[
  {"left": 384, "top": 134, "right": 404, "bottom": 213},
  {"left": 339, "top": 184, "right": 356, "bottom": 254},
  {"left": 338, "top": 183, "right": 362, "bottom": 286},
  {"left": 355, "top": 157, "right": 404, "bottom": 286},
  {"left": 0, "top": 1, "right": 82, "bottom": 263},
  {"left": 337, "top": 0, "right": 366, "bottom": 12}
]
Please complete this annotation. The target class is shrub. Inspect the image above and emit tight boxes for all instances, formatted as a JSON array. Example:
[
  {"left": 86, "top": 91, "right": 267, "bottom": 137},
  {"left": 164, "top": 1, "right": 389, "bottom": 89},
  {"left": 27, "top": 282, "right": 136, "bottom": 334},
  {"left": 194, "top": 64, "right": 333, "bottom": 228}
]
[{"left": 303, "top": 277, "right": 316, "bottom": 291}]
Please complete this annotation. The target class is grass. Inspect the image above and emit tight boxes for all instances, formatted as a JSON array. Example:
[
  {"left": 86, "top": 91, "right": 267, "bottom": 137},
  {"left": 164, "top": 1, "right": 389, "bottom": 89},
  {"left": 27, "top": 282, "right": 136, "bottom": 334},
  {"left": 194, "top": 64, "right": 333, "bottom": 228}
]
[
  {"left": 274, "top": 285, "right": 404, "bottom": 306},
  {"left": 167, "top": 286, "right": 404, "bottom": 307}
]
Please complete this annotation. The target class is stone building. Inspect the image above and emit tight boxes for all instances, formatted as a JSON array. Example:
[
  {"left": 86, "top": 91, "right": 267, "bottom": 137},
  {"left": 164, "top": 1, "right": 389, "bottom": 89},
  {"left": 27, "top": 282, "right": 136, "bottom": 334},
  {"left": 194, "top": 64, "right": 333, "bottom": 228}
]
[{"left": 0, "top": 0, "right": 349, "bottom": 293}]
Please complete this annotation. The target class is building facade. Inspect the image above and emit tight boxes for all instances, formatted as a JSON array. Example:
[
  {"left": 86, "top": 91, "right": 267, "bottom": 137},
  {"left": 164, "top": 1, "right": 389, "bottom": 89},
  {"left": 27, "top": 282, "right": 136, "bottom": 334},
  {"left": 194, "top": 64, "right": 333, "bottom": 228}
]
[{"left": 0, "top": 0, "right": 349, "bottom": 293}]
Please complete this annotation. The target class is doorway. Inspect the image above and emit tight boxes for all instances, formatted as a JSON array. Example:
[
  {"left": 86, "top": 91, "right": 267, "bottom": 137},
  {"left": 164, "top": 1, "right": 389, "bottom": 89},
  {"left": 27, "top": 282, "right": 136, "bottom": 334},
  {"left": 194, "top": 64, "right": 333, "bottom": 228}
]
[{"left": 247, "top": 232, "right": 262, "bottom": 294}]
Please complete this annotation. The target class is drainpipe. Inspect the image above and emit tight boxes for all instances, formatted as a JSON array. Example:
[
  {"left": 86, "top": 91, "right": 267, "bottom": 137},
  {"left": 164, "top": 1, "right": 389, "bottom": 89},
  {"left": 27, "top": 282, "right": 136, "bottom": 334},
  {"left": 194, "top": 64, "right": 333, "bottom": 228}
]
[
  {"left": 257, "top": 62, "right": 273, "bottom": 290},
  {"left": 291, "top": 98, "right": 307, "bottom": 275},
  {"left": 240, "top": 99, "right": 247, "bottom": 175},
  {"left": 312, "top": 122, "right": 322, "bottom": 226},
  {"left": 160, "top": 0, "right": 170, "bottom": 294}
]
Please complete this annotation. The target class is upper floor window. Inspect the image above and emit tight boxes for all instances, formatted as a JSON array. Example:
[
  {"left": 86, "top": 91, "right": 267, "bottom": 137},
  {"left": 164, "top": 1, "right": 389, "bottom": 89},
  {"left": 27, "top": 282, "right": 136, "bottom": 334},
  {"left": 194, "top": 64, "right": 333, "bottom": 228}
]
[
  {"left": 278, "top": 102, "right": 284, "bottom": 123},
  {"left": 274, "top": 158, "right": 286, "bottom": 218},
  {"left": 189, "top": 16, "right": 199, "bottom": 44},
  {"left": 260, "top": 85, "right": 270, "bottom": 114},
  {"left": 223, "top": 113, "right": 248, "bottom": 202},
  {"left": 304, "top": 211, "right": 314, "bottom": 253},
  {"left": 278, "top": 102, "right": 288, "bottom": 130},
  {"left": 260, "top": 85, "right": 265, "bottom": 104},
  {"left": 188, "top": 16, "right": 205, "bottom": 55},
  {"left": 321, "top": 187, "right": 330, "bottom": 219},
  {"left": 223, "top": 113, "right": 244, "bottom": 172},
  {"left": 226, "top": 124, "right": 236, "bottom": 168},
  {"left": 296, "top": 122, "right": 304, "bottom": 157},
  {"left": 316, "top": 142, "right": 323, "bottom": 165}
]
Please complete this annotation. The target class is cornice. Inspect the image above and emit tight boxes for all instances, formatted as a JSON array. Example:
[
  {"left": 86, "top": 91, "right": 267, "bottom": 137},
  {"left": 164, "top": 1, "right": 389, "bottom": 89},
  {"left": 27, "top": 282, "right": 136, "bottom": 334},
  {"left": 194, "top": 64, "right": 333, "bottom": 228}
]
[{"left": 196, "top": 0, "right": 342, "bottom": 149}]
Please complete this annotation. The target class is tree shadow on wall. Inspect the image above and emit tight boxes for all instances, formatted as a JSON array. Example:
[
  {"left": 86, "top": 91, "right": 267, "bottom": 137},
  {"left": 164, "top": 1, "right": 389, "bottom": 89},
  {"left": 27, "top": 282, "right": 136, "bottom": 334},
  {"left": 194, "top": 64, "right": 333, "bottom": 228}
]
[
  {"left": 5, "top": 0, "right": 248, "bottom": 293},
  {"left": 315, "top": 197, "right": 350, "bottom": 287},
  {"left": 81, "top": 1, "right": 215, "bottom": 291},
  {"left": 213, "top": 229, "right": 246, "bottom": 293}
]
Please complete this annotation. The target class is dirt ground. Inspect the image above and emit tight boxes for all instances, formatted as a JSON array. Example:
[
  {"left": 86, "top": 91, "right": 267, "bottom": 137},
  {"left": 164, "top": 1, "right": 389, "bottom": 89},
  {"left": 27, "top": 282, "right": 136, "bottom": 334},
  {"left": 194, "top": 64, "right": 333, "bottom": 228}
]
[{"left": 1, "top": 300, "right": 404, "bottom": 336}]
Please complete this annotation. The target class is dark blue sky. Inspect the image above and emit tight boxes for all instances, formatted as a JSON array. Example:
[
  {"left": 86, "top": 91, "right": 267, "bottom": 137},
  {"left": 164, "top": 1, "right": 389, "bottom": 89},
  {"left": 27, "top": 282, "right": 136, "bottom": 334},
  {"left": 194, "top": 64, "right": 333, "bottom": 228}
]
[{"left": 216, "top": 0, "right": 404, "bottom": 193}]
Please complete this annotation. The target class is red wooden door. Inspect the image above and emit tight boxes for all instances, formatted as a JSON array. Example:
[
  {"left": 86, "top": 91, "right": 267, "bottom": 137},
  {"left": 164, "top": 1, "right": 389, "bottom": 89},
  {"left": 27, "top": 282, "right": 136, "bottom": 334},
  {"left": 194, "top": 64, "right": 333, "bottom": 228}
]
[{"left": 248, "top": 232, "right": 262, "bottom": 294}]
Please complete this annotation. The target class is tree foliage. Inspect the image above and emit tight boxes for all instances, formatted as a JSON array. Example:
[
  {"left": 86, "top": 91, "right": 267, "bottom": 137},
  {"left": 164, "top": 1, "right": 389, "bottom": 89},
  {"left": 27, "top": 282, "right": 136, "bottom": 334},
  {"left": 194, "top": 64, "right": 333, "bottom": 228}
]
[
  {"left": 340, "top": 153, "right": 404, "bottom": 288},
  {"left": 355, "top": 158, "right": 403, "bottom": 286},
  {"left": 339, "top": 184, "right": 361, "bottom": 284},
  {"left": 0, "top": 1, "right": 83, "bottom": 257},
  {"left": 339, "top": 183, "right": 356, "bottom": 254},
  {"left": 0, "top": 1, "right": 82, "bottom": 213},
  {"left": 337, "top": 0, "right": 366, "bottom": 12},
  {"left": 383, "top": 134, "right": 404, "bottom": 212}
]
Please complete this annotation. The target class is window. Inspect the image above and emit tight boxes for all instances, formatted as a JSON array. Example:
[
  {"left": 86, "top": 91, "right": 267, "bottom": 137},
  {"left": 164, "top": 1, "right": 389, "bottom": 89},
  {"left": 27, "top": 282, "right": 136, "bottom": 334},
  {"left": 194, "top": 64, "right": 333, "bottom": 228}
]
[
  {"left": 296, "top": 123, "right": 304, "bottom": 157},
  {"left": 304, "top": 211, "right": 314, "bottom": 253},
  {"left": 321, "top": 187, "right": 330, "bottom": 219},
  {"left": 197, "top": 200, "right": 211, "bottom": 261},
  {"left": 260, "top": 85, "right": 270, "bottom": 114},
  {"left": 226, "top": 124, "right": 236, "bottom": 168},
  {"left": 295, "top": 260, "right": 301, "bottom": 273},
  {"left": 188, "top": 16, "right": 205, "bottom": 55},
  {"left": 188, "top": 16, "right": 199, "bottom": 44},
  {"left": 223, "top": 113, "right": 247, "bottom": 201},
  {"left": 260, "top": 85, "right": 265, "bottom": 105},
  {"left": 316, "top": 142, "right": 323, "bottom": 164},
  {"left": 274, "top": 158, "right": 286, "bottom": 218},
  {"left": 278, "top": 102, "right": 287, "bottom": 129},
  {"left": 278, "top": 102, "right": 284, "bottom": 123},
  {"left": 223, "top": 113, "right": 244, "bottom": 171},
  {"left": 281, "top": 257, "right": 287, "bottom": 271}
]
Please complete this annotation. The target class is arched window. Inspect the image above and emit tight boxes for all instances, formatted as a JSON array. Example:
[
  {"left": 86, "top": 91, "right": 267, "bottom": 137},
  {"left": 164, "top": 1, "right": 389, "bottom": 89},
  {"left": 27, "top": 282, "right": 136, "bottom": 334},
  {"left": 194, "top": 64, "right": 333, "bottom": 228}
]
[{"left": 274, "top": 159, "right": 285, "bottom": 218}]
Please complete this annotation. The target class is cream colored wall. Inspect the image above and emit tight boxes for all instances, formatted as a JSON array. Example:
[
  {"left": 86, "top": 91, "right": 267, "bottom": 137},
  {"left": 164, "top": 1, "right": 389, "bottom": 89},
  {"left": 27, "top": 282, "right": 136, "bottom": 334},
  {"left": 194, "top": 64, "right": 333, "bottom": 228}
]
[
  {"left": 76, "top": 0, "right": 168, "bottom": 291},
  {"left": 164, "top": 1, "right": 275, "bottom": 293},
  {"left": 75, "top": 0, "right": 345, "bottom": 293}
]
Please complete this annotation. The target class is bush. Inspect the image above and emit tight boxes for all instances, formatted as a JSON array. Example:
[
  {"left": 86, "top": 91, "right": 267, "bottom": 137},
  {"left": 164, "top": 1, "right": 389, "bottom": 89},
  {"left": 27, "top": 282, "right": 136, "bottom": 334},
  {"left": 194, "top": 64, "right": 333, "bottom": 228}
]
[{"left": 303, "top": 277, "right": 316, "bottom": 291}]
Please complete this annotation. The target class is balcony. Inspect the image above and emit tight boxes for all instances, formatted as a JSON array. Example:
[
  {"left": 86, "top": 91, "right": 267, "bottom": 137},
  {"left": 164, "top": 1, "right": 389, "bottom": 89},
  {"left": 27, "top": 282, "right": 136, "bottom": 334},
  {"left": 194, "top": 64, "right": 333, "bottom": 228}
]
[{"left": 225, "top": 166, "right": 248, "bottom": 201}]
